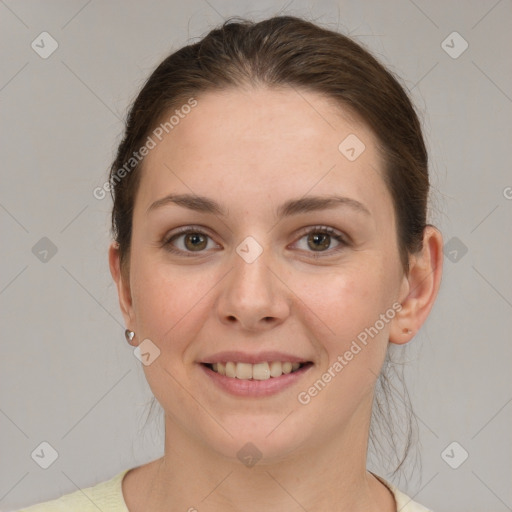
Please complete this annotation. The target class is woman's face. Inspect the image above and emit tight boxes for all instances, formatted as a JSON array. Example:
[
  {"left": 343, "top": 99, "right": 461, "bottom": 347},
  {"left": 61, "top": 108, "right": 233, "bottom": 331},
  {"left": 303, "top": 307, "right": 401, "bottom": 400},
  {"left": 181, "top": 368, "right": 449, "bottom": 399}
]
[{"left": 113, "top": 86, "right": 410, "bottom": 462}]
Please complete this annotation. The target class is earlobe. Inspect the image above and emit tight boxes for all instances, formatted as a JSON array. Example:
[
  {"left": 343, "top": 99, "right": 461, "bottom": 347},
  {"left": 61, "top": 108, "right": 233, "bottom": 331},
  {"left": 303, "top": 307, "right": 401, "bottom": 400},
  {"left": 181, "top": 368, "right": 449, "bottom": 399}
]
[
  {"left": 389, "top": 226, "right": 443, "bottom": 345},
  {"left": 108, "top": 242, "right": 135, "bottom": 327}
]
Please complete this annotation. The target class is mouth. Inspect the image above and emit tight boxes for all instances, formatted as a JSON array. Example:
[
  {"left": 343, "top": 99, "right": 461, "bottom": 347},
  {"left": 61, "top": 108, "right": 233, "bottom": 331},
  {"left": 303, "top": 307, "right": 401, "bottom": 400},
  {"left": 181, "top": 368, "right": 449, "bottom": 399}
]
[
  {"left": 202, "top": 361, "right": 312, "bottom": 381},
  {"left": 199, "top": 351, "right": 314, "bottom": 397}
]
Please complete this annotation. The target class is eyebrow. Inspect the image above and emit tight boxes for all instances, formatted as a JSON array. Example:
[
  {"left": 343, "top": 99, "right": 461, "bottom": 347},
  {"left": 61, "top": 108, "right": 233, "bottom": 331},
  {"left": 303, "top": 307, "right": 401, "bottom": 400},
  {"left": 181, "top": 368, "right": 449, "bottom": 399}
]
[{"left": 146, "top": 193, "right": 371, "bottom": 218}]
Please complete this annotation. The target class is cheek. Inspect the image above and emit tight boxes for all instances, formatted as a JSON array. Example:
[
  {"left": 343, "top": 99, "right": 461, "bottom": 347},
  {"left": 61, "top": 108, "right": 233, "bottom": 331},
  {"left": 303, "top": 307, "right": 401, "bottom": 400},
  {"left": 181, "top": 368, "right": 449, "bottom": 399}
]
[
  {"left": 302, "top": 265, "right": 383, "bottom": 332},
  {"left": 130, "top": 257, "right": 216, "bottom": 352},
  {"left": 295, "top": 267, "right": 394, "bottom": 413},
  {"left": 296, "top": 260, "right": 395, "bottom": 370}
]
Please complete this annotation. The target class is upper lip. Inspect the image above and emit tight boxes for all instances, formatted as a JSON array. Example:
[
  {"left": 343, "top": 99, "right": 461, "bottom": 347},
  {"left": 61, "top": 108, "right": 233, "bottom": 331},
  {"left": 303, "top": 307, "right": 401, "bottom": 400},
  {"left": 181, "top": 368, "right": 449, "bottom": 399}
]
[{"left": 200, "top": 351, "right": 312, "bottom": 365}]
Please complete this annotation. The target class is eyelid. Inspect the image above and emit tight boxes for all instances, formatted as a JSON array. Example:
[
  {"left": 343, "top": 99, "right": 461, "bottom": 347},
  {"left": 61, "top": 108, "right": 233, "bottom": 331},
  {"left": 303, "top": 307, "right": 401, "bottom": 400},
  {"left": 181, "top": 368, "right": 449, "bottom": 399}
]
[
  {"left": 164, "top": 224, "right": 216, "bottom": 241},
  {"left": 293, "top": 225, "right": 349, "bottom": 244},
  {"left": 162, "top": 225, "right": 221, "bottom": 256},
  {"left": 289, "top": 225, "right": 349, "bottom": 256}
]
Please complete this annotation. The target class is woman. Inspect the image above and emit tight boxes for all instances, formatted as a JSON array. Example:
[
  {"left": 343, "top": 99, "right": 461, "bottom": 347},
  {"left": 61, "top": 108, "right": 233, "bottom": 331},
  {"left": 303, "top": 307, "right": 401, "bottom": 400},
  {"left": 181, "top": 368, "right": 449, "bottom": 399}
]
[{"left": 20, "top": 15, "right": 442, "bottom": 512}]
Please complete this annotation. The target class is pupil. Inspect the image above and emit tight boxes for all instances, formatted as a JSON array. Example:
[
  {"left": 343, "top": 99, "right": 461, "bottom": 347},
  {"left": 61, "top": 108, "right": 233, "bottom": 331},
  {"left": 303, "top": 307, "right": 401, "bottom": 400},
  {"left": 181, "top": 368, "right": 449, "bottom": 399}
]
[
  {"left": 186, "top": 233, "right": 206, "bottom": 250},
  {"left": 308, "top": 233, "right": 330, "bottom": 251}
]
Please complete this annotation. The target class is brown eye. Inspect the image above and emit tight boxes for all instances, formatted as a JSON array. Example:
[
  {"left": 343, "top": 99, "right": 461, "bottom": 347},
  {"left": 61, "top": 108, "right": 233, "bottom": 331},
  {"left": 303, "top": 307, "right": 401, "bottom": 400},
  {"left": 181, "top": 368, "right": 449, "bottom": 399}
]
[
  {"left": 307, "top": 232, "right": 331, "bottom": 251},
  {"left": 293, "top": 226, "right": 348, "bottom": 256},
  {"left": 184, "top": 232, "right": 208, "bottom": 251},
  {"left": 164, "top": 228, "right": 219, "bottom": 255}
]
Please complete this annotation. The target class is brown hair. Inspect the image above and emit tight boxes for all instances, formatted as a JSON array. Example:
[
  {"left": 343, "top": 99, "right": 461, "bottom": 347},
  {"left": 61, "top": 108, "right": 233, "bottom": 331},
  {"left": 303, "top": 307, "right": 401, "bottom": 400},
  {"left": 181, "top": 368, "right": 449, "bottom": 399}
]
[{"left": 109, "top": 15, "right": 427, "bottom": 476}]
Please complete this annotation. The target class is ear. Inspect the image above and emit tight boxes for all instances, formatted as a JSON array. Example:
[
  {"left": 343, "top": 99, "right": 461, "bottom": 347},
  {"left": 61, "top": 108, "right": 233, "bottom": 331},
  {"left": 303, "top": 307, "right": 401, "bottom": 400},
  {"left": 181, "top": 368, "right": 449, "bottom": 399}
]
[
  {"left": 389, "top": 225, "right": 443, "bottom": 345},
  {"left": 108, "top": 242, "right": 136, "bottom": 335}
]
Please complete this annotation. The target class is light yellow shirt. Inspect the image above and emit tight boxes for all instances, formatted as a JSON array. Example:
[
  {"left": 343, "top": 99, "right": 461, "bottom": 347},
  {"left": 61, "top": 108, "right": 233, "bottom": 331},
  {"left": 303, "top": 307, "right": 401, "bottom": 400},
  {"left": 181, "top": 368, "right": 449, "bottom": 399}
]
[{"left": 17, "top": 469, "right": 433, "bottom": 511}]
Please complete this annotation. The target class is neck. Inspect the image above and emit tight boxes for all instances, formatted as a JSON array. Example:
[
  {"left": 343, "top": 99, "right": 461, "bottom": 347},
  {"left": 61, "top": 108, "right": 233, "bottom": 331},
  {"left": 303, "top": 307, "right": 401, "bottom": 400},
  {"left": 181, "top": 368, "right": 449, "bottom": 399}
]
[{"left": 130, "top": 401, "right": 396, "bottom": 512}]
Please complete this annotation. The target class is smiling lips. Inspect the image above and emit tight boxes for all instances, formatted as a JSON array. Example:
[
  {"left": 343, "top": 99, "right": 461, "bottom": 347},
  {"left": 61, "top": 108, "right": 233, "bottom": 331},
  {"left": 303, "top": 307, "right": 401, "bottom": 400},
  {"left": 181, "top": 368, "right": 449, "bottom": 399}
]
[
  {"left": 201, "top": 353, "right": 313, "bottom": 397},
  {"left": 208, "top": 361, "right": 303, "bottom": 380}
]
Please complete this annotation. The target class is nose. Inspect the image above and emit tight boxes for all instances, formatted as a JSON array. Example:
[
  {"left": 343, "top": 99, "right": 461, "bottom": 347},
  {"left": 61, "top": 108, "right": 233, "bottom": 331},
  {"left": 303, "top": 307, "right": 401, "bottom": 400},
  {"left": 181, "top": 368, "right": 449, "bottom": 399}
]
[{"left": 216, "top": 247, "right": 291, "bottom": 332}]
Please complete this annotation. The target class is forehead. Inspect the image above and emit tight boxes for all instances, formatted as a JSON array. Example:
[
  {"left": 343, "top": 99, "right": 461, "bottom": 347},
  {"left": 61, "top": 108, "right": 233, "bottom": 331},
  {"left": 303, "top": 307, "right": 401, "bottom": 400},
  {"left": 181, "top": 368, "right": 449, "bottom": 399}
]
[
  {"left": 151, "top": 86, "right": 371, "bottom": 160},
  {"left": 136, "top": 86, "right": 391, "bottom": 219}
]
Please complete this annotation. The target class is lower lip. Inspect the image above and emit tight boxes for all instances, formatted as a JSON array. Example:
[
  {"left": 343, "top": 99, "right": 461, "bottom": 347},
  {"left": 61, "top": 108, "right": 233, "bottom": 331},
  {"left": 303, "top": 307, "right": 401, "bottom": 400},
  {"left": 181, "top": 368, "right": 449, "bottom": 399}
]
[{"left": 200, "top": 363, "right": 312, "bottom": 397}]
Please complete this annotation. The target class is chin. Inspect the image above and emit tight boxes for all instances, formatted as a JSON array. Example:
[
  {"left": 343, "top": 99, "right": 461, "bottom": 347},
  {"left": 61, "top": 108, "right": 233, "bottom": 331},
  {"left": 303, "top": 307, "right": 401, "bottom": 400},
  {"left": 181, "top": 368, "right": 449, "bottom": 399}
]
[{"left": 196, "top": 413, "right": 315, "bottom": 466}]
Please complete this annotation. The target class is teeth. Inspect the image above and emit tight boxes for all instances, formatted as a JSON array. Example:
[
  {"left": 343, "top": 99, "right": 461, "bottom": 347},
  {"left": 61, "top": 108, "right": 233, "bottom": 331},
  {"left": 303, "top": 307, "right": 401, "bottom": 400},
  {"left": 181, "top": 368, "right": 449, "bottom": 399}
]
[
  {"left": 269, "top": 361, "right": 282, "bottom": 377},
  {"left": 236, "top": 362, "right": 253, "bottom": 380},
  {"left": 209, "top": 361, "right": 304, "bottom": 380},
  {"left": 252, "top": 362, "right": 270, "bottom": 380},
  {"left": 225, "top": 361, "right": 236, "bottom": 378},
  {"left": 282, "top": 362, "right": 293, "bottom": 374},
  {"left": 217, "top": 362, "right": 226, "bottom": 376}
]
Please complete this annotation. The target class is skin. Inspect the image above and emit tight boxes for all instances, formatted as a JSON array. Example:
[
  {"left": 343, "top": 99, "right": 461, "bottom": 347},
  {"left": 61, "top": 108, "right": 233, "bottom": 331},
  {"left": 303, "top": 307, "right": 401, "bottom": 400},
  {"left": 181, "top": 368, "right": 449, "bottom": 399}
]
[{"left": 109, "top": 86, "right": 443, "bottom": 512}]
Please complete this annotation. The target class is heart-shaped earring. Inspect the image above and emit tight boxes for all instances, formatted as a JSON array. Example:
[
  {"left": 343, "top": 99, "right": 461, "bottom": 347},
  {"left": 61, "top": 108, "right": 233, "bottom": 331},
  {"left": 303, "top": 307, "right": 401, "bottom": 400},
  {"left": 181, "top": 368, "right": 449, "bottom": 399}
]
[{"left": 125, "top": 329, "right": 135, "bottom": 344}]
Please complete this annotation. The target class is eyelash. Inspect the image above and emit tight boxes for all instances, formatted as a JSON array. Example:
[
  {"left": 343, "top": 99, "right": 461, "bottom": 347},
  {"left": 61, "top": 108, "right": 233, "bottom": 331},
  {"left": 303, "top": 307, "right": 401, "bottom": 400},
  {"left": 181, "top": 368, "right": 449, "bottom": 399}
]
[{"left": 162, "top": 225, "right": 349, "bottom": 258}]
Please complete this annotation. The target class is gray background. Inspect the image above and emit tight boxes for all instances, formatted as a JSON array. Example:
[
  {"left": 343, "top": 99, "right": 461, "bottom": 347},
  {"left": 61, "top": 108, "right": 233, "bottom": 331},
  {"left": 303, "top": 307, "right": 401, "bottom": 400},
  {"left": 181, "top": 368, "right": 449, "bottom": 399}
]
[{"left": 1, "top": 1, "right": 511, "bottom": 511}]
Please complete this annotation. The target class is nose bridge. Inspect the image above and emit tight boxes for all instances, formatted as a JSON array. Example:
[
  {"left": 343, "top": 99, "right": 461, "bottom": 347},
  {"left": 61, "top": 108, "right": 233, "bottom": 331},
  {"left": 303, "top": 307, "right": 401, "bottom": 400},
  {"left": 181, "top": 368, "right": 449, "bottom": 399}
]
[
  {"left": 230, "top": 237, "right": 273, "bottom": 304},
  {"left": 217, "top": 236, "right": 290, "bottom": 329}
]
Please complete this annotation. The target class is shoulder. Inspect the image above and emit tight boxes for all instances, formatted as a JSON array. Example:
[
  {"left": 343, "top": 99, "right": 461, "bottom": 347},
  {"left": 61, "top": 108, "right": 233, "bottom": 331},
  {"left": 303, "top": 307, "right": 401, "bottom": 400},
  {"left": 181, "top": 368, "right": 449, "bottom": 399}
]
[
  {"left": 391, "top": 486, "right": 433, "bottom": 512},
  {"left": 372, "top": 473, "right": 434, "bottom": 512},
  {"left": 16, "top": 469, "right": 131, "bottom": 512}
]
